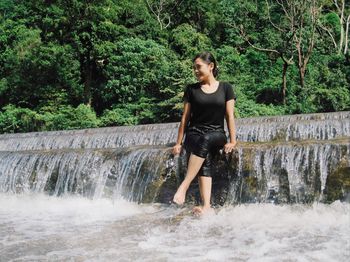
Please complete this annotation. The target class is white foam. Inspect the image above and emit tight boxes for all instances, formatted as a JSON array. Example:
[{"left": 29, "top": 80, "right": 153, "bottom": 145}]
[
  {"left": 0, "top": 196, "right": 349, "bottom": 261},
  {"left": 0, "top": 193, "right": 153, "bottom": 248},
  {"left": 139, "top": 202, "right": 350, "bottom": 261},
  {"left": 0, "top": 192, "right": 145, "bottom": 221}
]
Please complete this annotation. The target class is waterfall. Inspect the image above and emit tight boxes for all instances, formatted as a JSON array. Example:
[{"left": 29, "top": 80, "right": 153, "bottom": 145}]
[
  {"left": 0, "top": 111, "right": 349, "bottom": 204},
  {"left": 0, "top": 147, "right": 173, "bottom": 203},
  {"left": 0, "top": 111, "right": 348, "bottom": 151},
  {"left": 227, "top": 140, "right": 349, "bottom": 204}
]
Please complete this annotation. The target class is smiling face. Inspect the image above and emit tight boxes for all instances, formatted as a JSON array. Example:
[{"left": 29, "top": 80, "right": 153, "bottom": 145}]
[{"left": 193, "top": 58, "right": 214, "bottom": 83}]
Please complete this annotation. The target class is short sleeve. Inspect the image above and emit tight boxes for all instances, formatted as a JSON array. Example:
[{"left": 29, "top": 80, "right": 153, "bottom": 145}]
[
  {"left": 225, "top": 82, "right": 236, "bottom": 101},
  {"left": 183, "top": 85, "right": 192, "bottom": 103}
]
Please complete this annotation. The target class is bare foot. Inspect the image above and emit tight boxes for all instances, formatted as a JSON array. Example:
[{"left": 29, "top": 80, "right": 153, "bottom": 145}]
[
  {"left": 173, "top": 187, "right": 187, "bottom": 205},
  {"left": 192, "top": 206, "right": 214, "bottom": 216}
]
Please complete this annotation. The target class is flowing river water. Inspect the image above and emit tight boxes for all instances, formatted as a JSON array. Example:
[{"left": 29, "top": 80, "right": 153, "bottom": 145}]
[
  {"left": 0, "top": 194, "right": 349, "bottom": 261},
  {"left": 0, "top": 112, "right": 349, "bottom": 261}
]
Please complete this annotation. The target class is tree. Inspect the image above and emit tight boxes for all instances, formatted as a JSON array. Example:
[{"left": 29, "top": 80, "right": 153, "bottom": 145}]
[
  {"left": 1, "top": 0, "right": 350, "bottom": 133},
  {"left": 334, "top": 0, "right": 350, "bottom": 54},
  {"left": 223, "top": 0, "right": 294, "bottom": 104},
  {"left": 99, "top": 37, "right": 187, "bottom": 109},
  {"left": 170, "top": 23, "right": 211, "bottom": 58},
  {"left": 320, "top": 0, "right": 350, "bottom": 55},
  {"left": 145, "top": 0, "right": 183, "bottom": 30},
  {"left": 266, "top": 0, "right": 324, "bottom": 90}
]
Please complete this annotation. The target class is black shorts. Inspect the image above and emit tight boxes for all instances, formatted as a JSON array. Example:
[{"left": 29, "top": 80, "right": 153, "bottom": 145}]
[{"left": 183, "top": 126, "right": 227, "bottom": 177}]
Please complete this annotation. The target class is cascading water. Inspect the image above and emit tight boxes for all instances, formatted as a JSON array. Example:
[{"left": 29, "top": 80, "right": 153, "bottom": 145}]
[
  {"left": 0, "top": 112, "right": 349, "bottom": 261},
  {"left": 0, "top": 146, "right": 172, "bottom": 202}
]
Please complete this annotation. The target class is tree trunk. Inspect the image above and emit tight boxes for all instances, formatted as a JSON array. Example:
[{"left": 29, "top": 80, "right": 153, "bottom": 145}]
[
  {"left": 338, "top": 0, "right": 345, "bottom": 54},
  {"left": 344, "top": 14, "right": 350, "bottom": 55},
  {"left": 282, "top": 62, "right": 288, "bottom": 105},
  {"left": 295, "top": 41, "right": 305, "bottom": 88},
  {"left": 84, "top": 59, "right": 92, "bottom": 106},
  {"left": 299, "top": 67, "right": 305, "bottom": 89}
]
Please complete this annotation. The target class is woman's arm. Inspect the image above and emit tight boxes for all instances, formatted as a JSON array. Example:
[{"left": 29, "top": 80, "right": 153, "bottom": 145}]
[
  {"left": 173, "top": 102, "right": 191, "bottom": 155},
  {"left": 224, "top": 99, "right": 236, "bottom": 153}
]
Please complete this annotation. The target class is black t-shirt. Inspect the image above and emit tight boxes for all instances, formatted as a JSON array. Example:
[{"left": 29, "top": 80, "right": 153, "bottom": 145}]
[{"left": 183, "top": 81, "right": 236, "bottom": 130}]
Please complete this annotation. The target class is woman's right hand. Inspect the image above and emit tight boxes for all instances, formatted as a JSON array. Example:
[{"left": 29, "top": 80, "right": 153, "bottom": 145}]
[{"left": 172, "top": 144, "right": 182, "bottom": 155}]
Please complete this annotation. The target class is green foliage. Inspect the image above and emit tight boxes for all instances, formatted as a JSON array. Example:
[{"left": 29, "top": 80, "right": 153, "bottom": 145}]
[
  {"left": 0, "top": 19, "right": 82, "bottom": 108},
  {"left": 101, "top": 97, "right": 156, "bottom": 126},
  {"left": 0, "top": 105, "right": 42, "bottom": 133},
  {"left": 45, "top": 104, "right": 100, "bottom": 130},
  {"left": 100, "top": 107, "right": 138, "bottom": 126},
  {"left": 0, "top": 104, "right": 100, "bottom": 133},
  {"left": 237, "top": 99, "right": 286, "bottom": 118},
  {"left": 100, "top": 37, "right": 188, "bottom": 110},
  {"left": 170, "top": 23, "right": 212, "bottom": 58},
  {"left": 233, "top": 87, "right": 286, "bottom": 118},
  {"left": 101, "top": 37, "right": 164, "bottom": 103},
  {"left": 215, "top": 45, "right": 243, "bottom": 78},
  {"left": 169, "top": 0, "right": 224, "bottom": 42},
  {"left": 0, "top": 0, "right": 349, "bottom": 134},
  {"left": 305, "top": 54, "right": 350, "bottom": 112}
]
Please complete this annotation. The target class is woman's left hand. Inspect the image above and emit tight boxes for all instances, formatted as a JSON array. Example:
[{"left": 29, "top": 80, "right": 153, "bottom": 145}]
[{"left": 224, "top": 141, "right": 236, "bottom": 154}]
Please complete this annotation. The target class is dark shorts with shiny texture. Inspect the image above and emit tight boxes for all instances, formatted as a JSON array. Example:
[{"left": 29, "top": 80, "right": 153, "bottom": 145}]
[{"left": 183, "top": 126, "right": 227, "bottom": 177}]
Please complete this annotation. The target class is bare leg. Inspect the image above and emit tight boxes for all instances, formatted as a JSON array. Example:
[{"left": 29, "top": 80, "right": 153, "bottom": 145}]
[
  {"left": 198, "top": 176, "right": 212, "bottom": 208},
  {"left": 193, "top": 176, "right": 214, "bottom": 215},
  {"left": 173, "top": 154, "right": 205, "bottom": 205}
]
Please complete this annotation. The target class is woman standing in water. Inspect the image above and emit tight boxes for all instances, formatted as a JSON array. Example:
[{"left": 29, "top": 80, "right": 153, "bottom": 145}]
[{"left": 172, "top": 51, "right": 237, "bottom": 215}]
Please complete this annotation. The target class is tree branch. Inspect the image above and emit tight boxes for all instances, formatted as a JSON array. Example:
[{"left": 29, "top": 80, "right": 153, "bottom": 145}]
[
  {"left": 318, "top": 22, "right": 338, "bottom": 48},
  {"left": 266, "top": 0, "right": 286, "bottom": 31},
  {"left": 240, "top": 25, "right": 280, "bottom": 54},
  {"left": 145, "top": 0, "right": 172, "bottom": 30}
]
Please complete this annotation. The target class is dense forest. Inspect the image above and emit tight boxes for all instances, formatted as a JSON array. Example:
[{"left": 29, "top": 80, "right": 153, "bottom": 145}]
[{"left": 0, "top": 0, "right": 349, "bottom": 133}]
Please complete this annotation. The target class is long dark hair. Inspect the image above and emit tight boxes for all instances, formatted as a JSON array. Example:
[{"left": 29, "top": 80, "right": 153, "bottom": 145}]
[{"left": 193, "top": 51, "right": 219, "bottom": 77}]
